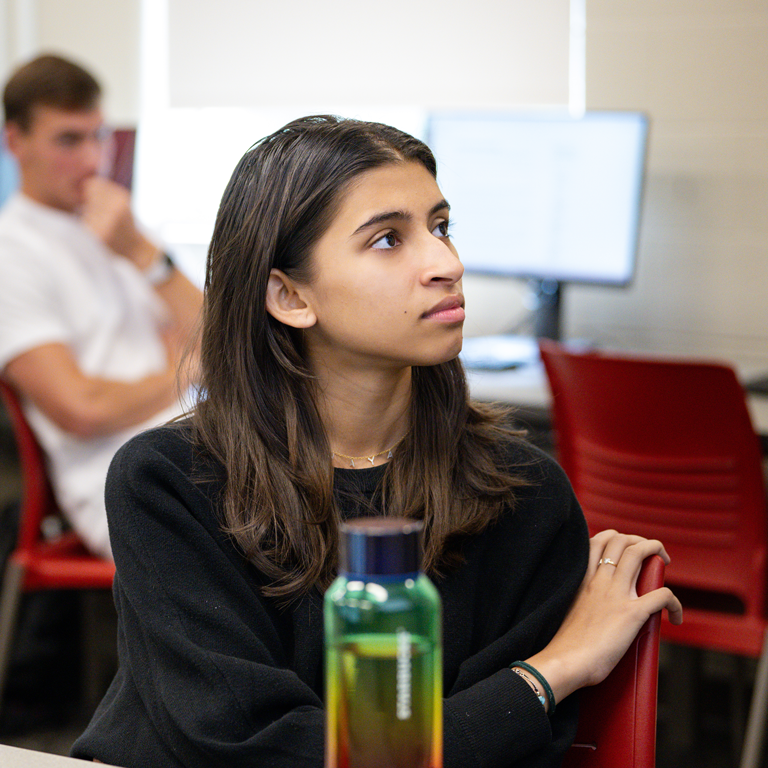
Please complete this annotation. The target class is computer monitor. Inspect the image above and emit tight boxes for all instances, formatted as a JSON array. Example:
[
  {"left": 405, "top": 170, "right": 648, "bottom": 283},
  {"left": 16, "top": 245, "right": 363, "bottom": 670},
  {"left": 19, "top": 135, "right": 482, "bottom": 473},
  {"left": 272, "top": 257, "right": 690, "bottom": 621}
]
[
  {"left": 0, "top": 141, "right": 19, "bottom": 208},
  {"left": 426, "top": 110, "right": 649, "bottom": 340}
]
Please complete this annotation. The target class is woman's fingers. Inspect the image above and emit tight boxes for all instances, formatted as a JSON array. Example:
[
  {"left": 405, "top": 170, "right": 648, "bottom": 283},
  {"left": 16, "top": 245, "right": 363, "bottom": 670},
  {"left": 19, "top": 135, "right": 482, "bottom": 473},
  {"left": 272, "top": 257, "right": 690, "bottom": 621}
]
[
  {"left": 637, "top": 586, "right": 684, "bottom": 626},
  {"left": 589, "top": 531, "right": 672, "bottom": 580},
  {"left": 536, "top": 529, "right": 683, "bottom": 696},
  {"left": 598, "top": 530, "right": 670, "bottom": 564}
]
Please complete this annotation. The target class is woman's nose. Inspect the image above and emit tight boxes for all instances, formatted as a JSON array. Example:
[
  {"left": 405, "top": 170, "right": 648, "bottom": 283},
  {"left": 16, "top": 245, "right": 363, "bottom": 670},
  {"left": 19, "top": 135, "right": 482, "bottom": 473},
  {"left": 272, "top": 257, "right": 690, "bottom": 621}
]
[{"left": 421, "top": 238, "right": 464, "bottom": 285}]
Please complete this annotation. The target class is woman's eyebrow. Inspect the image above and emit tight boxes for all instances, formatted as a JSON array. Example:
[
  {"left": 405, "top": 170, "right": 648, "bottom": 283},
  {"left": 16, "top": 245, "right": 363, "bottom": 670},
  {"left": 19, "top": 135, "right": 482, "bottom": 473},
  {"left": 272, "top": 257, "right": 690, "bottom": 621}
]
[
  {"left": 352, "top": 210, "right": 410, "bottom": 236},
  {"left": 430, "top": 199, "right": 451, "bottom": 216},
  {"left": 351, "top": 199, "right": 451, "bottom": 237}
]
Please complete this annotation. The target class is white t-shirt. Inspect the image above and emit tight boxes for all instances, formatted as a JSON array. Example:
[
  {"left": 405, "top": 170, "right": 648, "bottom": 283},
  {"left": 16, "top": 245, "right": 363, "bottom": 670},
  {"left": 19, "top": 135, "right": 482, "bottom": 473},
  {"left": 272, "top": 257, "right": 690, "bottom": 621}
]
[{"left": 0, "top": 193, "right": 185, "bottom": 559}]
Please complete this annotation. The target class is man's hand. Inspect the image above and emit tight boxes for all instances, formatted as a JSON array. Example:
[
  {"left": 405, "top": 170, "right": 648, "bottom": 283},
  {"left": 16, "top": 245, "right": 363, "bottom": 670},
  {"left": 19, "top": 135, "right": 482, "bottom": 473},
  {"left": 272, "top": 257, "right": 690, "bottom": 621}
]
[
  {"left": 82, "top": 176, "right": 204, "bottom": 371},
  {"left": 81, "top": 176, "right": 158, "bottom": 269}
]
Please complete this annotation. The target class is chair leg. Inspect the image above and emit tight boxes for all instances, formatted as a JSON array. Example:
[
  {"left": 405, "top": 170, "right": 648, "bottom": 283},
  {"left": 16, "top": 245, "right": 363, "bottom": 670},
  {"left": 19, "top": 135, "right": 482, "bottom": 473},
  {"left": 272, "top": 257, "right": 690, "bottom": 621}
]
[
  {"left": 0, "top": 560, "right": 25, "bottom": 711},
  {"left": 733, "top": 655, "right": 748, "bottom": 764},
  {"left": 661, "top": 643, "right": 700, "bottom": 757},
  {"left": 739, "top": 631, "right": 768, "bottom": 768},
  {"left": 80, "top": 590, "right": 117, "bottom": 714}
]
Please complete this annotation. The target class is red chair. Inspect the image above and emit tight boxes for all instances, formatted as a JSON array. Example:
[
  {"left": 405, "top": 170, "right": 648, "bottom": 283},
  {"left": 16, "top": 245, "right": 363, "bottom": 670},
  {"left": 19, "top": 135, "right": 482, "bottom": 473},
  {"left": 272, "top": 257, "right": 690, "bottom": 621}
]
[
  {"left": 0, "top": 380, "right": 115, "bottom": 711},
  {"left": 539, "top": 339, "right": 768, "bottom": 768},
  {"left": 563, "top": 555, "right": 664, "bottom": 768}
]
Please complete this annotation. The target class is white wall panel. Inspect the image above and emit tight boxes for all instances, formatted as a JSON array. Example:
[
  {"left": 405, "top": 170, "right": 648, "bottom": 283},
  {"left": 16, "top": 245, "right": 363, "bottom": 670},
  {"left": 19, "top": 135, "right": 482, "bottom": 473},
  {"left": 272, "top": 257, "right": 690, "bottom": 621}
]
[{"left": 167, "top": 0, "right": 570, "bottom": 109}]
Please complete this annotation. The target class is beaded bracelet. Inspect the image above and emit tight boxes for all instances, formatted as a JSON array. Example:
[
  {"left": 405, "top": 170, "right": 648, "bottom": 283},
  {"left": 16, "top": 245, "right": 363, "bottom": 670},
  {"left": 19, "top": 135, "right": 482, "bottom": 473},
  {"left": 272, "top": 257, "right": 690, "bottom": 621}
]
[
  {"left": 510, "top": 667, "right": 547, "bottom": 711},
  {"left": 510, "top": 661, "right": 556, "bottom": 715}
]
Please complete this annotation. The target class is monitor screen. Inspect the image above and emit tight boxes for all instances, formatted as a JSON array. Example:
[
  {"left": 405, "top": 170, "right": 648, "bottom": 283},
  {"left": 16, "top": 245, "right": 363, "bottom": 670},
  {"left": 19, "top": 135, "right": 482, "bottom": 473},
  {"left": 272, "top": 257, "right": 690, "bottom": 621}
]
[
  {"left": 0, "top": 141, "right": 19, "bottom": 208},
  {"left": 426, "top": 110, "right": 648, "bottom": 286}
]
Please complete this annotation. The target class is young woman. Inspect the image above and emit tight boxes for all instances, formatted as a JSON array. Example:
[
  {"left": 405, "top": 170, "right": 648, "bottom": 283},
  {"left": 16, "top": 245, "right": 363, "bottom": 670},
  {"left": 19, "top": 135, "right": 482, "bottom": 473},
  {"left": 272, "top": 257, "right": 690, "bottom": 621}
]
[{"left": 72, "top": 115, "right": 681, "bottom": 768}]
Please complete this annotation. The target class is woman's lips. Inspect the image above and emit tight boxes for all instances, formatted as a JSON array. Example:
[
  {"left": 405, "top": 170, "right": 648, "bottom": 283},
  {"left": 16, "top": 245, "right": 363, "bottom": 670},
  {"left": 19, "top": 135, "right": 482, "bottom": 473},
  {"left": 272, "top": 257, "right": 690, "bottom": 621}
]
[{"left": 422, "top": 296, "right": 465, "bottom": 323}]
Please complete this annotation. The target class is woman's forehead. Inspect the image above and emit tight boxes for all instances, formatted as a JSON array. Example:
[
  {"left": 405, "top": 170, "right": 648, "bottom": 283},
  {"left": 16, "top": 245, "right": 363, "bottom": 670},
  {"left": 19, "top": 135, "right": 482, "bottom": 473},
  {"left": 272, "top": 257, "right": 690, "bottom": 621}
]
[{"left": 328, "top": 162, "right": 444, "bottom": 235}]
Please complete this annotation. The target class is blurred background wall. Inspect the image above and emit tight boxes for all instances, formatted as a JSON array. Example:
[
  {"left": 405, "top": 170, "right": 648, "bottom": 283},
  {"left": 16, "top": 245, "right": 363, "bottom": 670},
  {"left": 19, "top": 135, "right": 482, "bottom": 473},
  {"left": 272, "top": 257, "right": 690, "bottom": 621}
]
[
  {"left": 570, "top": 0, "right": 768, "bottom": 365},
  {"left": 1, "top": 0, "right": 767, "bottom": 366}
]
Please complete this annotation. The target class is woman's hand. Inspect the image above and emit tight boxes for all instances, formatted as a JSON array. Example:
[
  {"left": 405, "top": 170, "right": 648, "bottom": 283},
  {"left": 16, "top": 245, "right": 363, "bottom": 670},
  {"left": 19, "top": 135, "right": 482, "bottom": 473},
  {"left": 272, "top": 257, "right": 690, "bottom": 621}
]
[{"left": 523, "top": 530, "right": 682, "bottom": 708}]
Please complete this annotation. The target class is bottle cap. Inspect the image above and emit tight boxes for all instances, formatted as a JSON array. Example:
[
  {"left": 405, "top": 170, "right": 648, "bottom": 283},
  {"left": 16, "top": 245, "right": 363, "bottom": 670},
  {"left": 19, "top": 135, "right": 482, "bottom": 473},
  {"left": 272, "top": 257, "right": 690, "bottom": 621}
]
[{"left": 340, "top": 518, "right": 423, "bottom": 579}]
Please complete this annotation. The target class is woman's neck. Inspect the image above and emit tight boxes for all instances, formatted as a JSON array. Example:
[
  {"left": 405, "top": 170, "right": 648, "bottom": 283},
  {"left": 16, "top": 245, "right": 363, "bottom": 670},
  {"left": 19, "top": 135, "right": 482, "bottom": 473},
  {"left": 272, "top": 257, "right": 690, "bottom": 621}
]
[{"left": 315, "top": 365, "right": 411, "bottom": 468}]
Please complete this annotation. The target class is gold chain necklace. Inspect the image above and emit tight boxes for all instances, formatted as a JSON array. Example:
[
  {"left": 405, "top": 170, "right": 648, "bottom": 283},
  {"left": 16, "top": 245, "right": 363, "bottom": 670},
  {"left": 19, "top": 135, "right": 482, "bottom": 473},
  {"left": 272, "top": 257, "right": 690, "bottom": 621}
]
[{"left": 332, "top": 436, "right": 405, "bottom": 468}]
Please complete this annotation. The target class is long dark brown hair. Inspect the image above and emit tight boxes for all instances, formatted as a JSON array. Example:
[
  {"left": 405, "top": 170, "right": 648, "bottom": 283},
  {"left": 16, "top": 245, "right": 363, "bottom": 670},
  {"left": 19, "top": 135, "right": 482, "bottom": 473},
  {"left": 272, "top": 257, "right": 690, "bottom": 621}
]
[{"left": 193, "top": 115, "right": 527, "bottom": 602}]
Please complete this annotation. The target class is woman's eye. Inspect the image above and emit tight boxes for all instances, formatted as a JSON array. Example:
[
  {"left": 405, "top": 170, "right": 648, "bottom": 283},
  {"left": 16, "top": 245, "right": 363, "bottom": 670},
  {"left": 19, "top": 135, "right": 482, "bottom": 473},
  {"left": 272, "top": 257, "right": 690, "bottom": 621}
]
[
  {"left": 432, "top": 220, "right": 451, "bottom": 238},
  {"left": 371, "top": 232, "right": 400, "bottom": 250}
]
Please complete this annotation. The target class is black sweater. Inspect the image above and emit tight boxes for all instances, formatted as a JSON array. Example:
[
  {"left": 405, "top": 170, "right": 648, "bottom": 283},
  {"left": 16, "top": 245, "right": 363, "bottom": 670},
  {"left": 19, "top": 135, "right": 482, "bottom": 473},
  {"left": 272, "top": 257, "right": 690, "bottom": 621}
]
[{"left": 72, "top": 424, "right": 589, "bottom": 768}]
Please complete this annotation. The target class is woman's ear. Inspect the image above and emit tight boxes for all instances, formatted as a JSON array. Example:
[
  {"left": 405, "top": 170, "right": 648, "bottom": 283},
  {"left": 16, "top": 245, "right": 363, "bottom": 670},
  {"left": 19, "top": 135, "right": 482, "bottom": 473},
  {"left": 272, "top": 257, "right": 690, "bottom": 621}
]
[{"left": 265, "top": 269, "right": 317, "bottom": 328}]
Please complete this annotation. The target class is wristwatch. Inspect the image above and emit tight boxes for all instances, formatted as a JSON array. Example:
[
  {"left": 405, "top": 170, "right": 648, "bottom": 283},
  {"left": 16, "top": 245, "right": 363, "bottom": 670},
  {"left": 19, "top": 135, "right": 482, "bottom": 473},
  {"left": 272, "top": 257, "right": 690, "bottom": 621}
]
[{"left": 145, "top": 251, "right": 175, "bottom": 286}]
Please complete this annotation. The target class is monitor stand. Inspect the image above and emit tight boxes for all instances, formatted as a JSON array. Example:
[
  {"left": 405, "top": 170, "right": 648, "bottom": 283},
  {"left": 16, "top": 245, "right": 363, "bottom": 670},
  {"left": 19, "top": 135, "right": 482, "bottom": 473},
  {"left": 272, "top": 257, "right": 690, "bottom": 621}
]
[
  {"left": 529, "top": 278, "right": 562, "bottom": 341},
  {"left": 460, "top": 279, "right": 565, "bottom": 370},
  {"left": 745, "top": 373, "right": 768, "bottom": 396},
  {"left": 460, "top": 334, "right": 540, "bottom": 370}
]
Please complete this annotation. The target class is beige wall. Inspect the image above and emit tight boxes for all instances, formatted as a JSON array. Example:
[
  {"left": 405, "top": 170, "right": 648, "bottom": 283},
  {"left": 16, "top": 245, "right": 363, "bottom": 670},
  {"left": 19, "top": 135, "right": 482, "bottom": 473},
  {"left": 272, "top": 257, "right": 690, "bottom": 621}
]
[
  {"left": 1, "top": 0, "right": 569, "bottom": 122},
  {"left": 567, "top": 0, "right": 768, "bottom": 365},
  {"left": 0, "top": 0, "right": 140, "bottom": 126}
]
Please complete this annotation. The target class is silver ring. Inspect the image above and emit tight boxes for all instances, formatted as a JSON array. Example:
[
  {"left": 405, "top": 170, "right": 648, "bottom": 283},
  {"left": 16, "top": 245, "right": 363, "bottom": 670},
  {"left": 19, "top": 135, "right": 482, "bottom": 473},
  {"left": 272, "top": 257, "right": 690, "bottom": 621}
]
[{"left": 599, "top": 557, "right": 618, "bottom": 567}]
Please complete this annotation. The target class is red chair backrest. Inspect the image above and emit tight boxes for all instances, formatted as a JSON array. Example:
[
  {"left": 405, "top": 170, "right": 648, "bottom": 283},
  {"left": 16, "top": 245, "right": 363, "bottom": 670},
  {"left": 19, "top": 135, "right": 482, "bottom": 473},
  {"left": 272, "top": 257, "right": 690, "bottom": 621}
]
[
  {"left": 563, "top": 555, "right": 665, "bottom": 768},
  {"left": 539, "top": 340, "right": 767, "bottom": 621},
  {"left": 0, "top": 379, "right": 59, "bottom": 552}
]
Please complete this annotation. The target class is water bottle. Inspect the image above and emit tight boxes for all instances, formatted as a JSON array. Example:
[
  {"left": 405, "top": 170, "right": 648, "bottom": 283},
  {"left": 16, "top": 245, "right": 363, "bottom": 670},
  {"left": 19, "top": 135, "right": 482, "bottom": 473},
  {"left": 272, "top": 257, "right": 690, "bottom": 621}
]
[{"left": 324, "top": 517, "right": 443, "bottom": 768}]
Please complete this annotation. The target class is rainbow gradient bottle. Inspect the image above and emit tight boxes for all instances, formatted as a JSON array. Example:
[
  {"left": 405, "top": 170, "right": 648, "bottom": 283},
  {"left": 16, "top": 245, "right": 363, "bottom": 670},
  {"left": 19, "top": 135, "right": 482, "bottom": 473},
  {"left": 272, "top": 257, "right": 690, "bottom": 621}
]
[{"left": 325, "top": 518, "right": 443, "bottom": 768}]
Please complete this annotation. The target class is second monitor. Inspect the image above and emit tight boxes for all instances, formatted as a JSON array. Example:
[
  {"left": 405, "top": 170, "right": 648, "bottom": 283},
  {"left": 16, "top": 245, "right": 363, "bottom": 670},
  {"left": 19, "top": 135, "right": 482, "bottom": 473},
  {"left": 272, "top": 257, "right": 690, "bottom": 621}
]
[{"left": 426, "top": 110, "right": 649, "bottom": 341}]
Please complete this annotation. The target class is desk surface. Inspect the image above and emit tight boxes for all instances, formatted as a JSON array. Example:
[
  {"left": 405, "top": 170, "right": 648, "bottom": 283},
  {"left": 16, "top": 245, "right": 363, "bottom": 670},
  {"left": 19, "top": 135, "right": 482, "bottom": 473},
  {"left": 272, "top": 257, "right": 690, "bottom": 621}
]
[
  {"left": 0, "top": 744, "right": 117, "bottom": 767},
  {"left": 466, "top": 361, "right": 768, "bottom": 437}
]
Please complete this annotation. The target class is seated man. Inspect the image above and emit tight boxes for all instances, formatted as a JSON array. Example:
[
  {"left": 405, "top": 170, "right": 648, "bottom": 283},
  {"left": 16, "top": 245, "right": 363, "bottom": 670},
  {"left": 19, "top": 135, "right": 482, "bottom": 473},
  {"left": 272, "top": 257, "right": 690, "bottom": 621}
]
[{"left": 0, "top": 54, "right": 203, "bottom": 559}]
